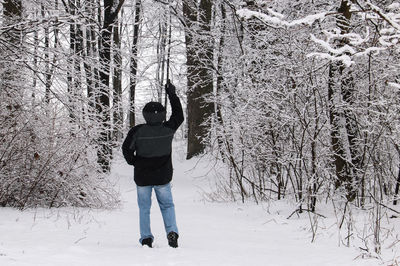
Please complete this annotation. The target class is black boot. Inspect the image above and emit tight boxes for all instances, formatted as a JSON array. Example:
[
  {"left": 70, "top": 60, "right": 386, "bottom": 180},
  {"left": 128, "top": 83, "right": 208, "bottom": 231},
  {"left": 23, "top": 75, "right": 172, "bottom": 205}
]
[
  {"left": 167, "top": 232, "right": 179, "bottom": 248},
  {"left": 141, "top": 238, "right": 153, "bottom": 248}
]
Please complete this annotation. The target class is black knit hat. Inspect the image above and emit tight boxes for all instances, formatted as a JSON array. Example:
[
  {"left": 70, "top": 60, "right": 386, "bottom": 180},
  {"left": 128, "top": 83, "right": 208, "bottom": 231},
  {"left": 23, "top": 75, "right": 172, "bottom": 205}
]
[
  {"left": 142, "top": 102, "right": 166, "bottom": 125},
  {"left": 143, "top": 102, "right": 166, "bottom": 113}
]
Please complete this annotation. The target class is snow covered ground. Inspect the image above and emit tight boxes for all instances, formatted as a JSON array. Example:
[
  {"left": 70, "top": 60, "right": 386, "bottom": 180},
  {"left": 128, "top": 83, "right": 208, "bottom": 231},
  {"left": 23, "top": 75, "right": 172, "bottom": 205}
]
[{"left": 0, "top": 142, "right": 397, "bottom": 266}]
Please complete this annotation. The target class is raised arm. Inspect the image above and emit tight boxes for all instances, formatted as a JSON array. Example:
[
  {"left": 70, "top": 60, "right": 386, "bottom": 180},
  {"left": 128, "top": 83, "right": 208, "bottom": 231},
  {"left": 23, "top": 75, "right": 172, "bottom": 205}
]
[{"left": 164, "top": 81, "right": 184, "bottom": 131}]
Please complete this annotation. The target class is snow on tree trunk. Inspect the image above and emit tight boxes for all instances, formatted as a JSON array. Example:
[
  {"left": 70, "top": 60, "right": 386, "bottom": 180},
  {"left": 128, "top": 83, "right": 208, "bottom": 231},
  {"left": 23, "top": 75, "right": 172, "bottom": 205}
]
[
  {"left": 328, "top": 0, "right": 360, "bottom": 202},
  {"left": 129, "top": 0, "right": 141, "bottom": 128},
  {"left": 184, "top": 0, "right": 215, "bottom": 160}
]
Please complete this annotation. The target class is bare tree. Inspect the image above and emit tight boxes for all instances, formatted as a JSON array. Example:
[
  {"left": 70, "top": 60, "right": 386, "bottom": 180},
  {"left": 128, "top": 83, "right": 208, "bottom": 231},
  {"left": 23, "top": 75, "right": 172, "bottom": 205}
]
[
  {"left": 128, "top": 0, "right": 141, "bottom": 128},
  {"left": 183, "top": 0, "right": 214, "bottom": 159},
  {"left": 0, "top": 0, "right": 118, "bottom": 209},
  {"left": 97, "top": 0, "right": 125, "bottom": 172},
  {"left": 112, "top": 11, "right": 123, "bottom": 142},
  {"left": 327, "top": 0, "right": 360, "bottom": 202}
]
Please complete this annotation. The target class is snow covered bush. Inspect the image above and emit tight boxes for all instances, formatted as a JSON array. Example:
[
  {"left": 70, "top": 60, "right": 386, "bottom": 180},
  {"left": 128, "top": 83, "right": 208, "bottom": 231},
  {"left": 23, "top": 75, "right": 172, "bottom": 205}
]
[
  {"left": 209, "top": 0, "right": 400, "bottom": 222},
  {"left": 0, "top": 101, "right": 118, "bottom": 209},
  {"left": 206, "top": 0, "right": 400, "bottom": 255},
  {"left": 0, "top": 0, "right": 118, "bottom": 209},
  {"left": 210, "top": 0, "right": 334, "bottom": 208}
]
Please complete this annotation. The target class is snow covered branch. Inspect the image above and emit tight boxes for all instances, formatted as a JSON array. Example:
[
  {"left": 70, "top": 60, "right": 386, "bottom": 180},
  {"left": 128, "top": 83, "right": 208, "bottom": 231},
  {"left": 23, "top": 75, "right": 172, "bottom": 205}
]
[
  {"left": 236, "top": 8, "right": 327, "bottom": 27},
  {"left": 366, "top": 1, "right": 400, "bottom": 31}
]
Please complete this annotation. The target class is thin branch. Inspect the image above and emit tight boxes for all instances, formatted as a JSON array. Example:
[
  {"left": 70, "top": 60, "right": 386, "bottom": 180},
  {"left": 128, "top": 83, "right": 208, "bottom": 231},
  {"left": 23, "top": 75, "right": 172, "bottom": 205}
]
[
  {"left": 287, "top": 208, "right": 327, "bottom": 219},
  {"left": 110, "top": 0, "right": 127, "bottom": 22},
  {"left": 153, "top": 0, "right": 187, "bottom": 27},
  {"left": 369, "top": 193, "right": 400, "bottom": 215}
]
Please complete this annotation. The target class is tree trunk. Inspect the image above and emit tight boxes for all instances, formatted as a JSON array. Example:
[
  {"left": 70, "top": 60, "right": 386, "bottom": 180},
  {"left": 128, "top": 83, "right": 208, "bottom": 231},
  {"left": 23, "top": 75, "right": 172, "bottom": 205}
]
[
  {"left": 3, "top": 0, "right": 22, "bottom": 24},
  {"left": 75, "top": 0, "right": 84, "bottom": 117},
  {"left": 328, "top": 0, "right": 358, "bottom": 202},
  {"left": 112, "top": 15, "right": 123, "bottom": 142},
  {"left": 156, "top": 12, "right": 167, "bottom": 103},
  {"left": 215, "top": 2, "right": 226, "bottom": 154},
  {"left": 2, "top": 0, "right": 23, "bottom": 102},
  {"left": 50, "top": 0, "right": 60, "bottom": 96},
  {"left": 67, "top": 0, "right": 77, "bottom": 120},
  {"left": 97, "top": 0, "right": 125, "bottom": 172},
  {"left": 129, "top": 0, "right": 141, "bottom": 128},
  {"left": 84, "top": 0, "right": 99, "bottom": 109},
  {"left": 32, "top": 11, "right": 39, "bottom": 100},
  {"left": 184, "top": 0, "right": 215, "bottom": 160},
  {"left": 41, "top": 5, "right": 51, "bottom": 103}
]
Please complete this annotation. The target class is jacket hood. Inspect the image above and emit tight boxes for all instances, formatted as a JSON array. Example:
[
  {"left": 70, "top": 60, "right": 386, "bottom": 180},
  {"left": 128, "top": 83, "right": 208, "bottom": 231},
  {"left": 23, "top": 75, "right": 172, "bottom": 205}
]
[{"left": 142, "top": 102, "right": 166, "bottom": 125}]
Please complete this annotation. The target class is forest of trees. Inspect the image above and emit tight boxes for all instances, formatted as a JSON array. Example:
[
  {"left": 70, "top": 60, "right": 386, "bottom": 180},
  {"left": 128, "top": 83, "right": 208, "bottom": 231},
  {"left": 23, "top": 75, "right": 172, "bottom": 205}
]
[{"left": 1, "top": 0, "right": 399, "bottom": 254}]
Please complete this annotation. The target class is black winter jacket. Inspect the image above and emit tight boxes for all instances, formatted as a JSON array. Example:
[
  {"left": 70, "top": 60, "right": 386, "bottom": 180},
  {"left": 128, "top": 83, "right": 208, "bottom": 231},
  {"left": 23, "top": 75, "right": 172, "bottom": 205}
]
[{"left": 122, "top": 93, "right": 184, "bottom": 186}]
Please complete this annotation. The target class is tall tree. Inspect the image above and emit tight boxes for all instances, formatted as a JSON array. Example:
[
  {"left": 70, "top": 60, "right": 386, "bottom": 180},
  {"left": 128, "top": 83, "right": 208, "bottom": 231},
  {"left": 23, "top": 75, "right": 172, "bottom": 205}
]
[
  {"left": 112, "top": 13, "right": 123, "bottom": 142},
  {"left": 84, "top": 0, "right": 99, "bottom": 109},
  {"left": 183, "top": 0, "right": 214, "bottom": 159},
  {"left": 328, "top": 0, "right": 359, "bottom": 201},
  {"left": 129, "top": 0, "right": 141, "bottom": 128},
  {"left": 1, "top": 0, "right": 22, "bottom": 96},
  {"left": 97, "top": 0, "right": 125, "bottom": 172},
  {"left": 65, "top": 0, "right": 84, "bottom": 120},
  {"left": 156, "top": 7, "right": 168, "bottom": 103},
  {"left": 41, "top": 4, "right": 51, "bottom": 103}
]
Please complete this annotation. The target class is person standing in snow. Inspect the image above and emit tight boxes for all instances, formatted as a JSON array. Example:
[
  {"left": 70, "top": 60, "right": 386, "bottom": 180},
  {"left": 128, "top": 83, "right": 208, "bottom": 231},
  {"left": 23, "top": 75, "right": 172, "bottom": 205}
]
[{"left": 122, "top": 81, "right": 184, "bottom": 248}]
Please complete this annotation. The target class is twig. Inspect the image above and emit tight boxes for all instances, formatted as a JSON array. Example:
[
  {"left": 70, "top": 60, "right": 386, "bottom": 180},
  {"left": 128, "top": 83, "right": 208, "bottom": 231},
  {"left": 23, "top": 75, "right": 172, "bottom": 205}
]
[
  {"left": 74, "top": 236, "right": 87, "bottom": 244},
  {"left": 287, "top": 208, "right": 327, "bottom": 219},
  {"left": 369, "top": 193, "right": 400, "bottom": 215}
]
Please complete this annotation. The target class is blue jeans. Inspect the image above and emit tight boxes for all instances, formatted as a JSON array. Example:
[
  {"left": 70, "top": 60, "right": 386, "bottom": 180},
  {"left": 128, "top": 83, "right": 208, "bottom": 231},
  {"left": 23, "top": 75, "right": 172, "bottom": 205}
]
[{"left": 137, "top": 183, "right": 178, "bottom": 243}]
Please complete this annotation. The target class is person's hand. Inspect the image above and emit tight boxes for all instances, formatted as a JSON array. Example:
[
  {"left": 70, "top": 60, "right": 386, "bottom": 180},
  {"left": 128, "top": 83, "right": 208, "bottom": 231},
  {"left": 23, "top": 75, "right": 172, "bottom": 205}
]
[
  {"left": 128, "top": 155, "right": 136, "bottom": 166},
  {"left": 165, "top": 80, "right": 176, "bottom": 95}
]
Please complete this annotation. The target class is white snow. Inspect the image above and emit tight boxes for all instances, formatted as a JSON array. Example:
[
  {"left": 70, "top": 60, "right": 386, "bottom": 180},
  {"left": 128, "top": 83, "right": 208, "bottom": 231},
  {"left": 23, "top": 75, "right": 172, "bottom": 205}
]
[
  {"left": 367, "top": 2, "right": 400, "bottom": 31},
  {"left": 389, "top": 82, "right": 400, "bottom": 89},
  {"left": 236, "top": 9, "right": 327, "bottom": 27},
  {"left": 0, "top": 141, "right": 393, "bottom": 266},
  {"left": 388, "top": 3, "right": 400, "bottom": 10},
  {"left": 307, "top": 52, "right": 353, "bottom": 67}
]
